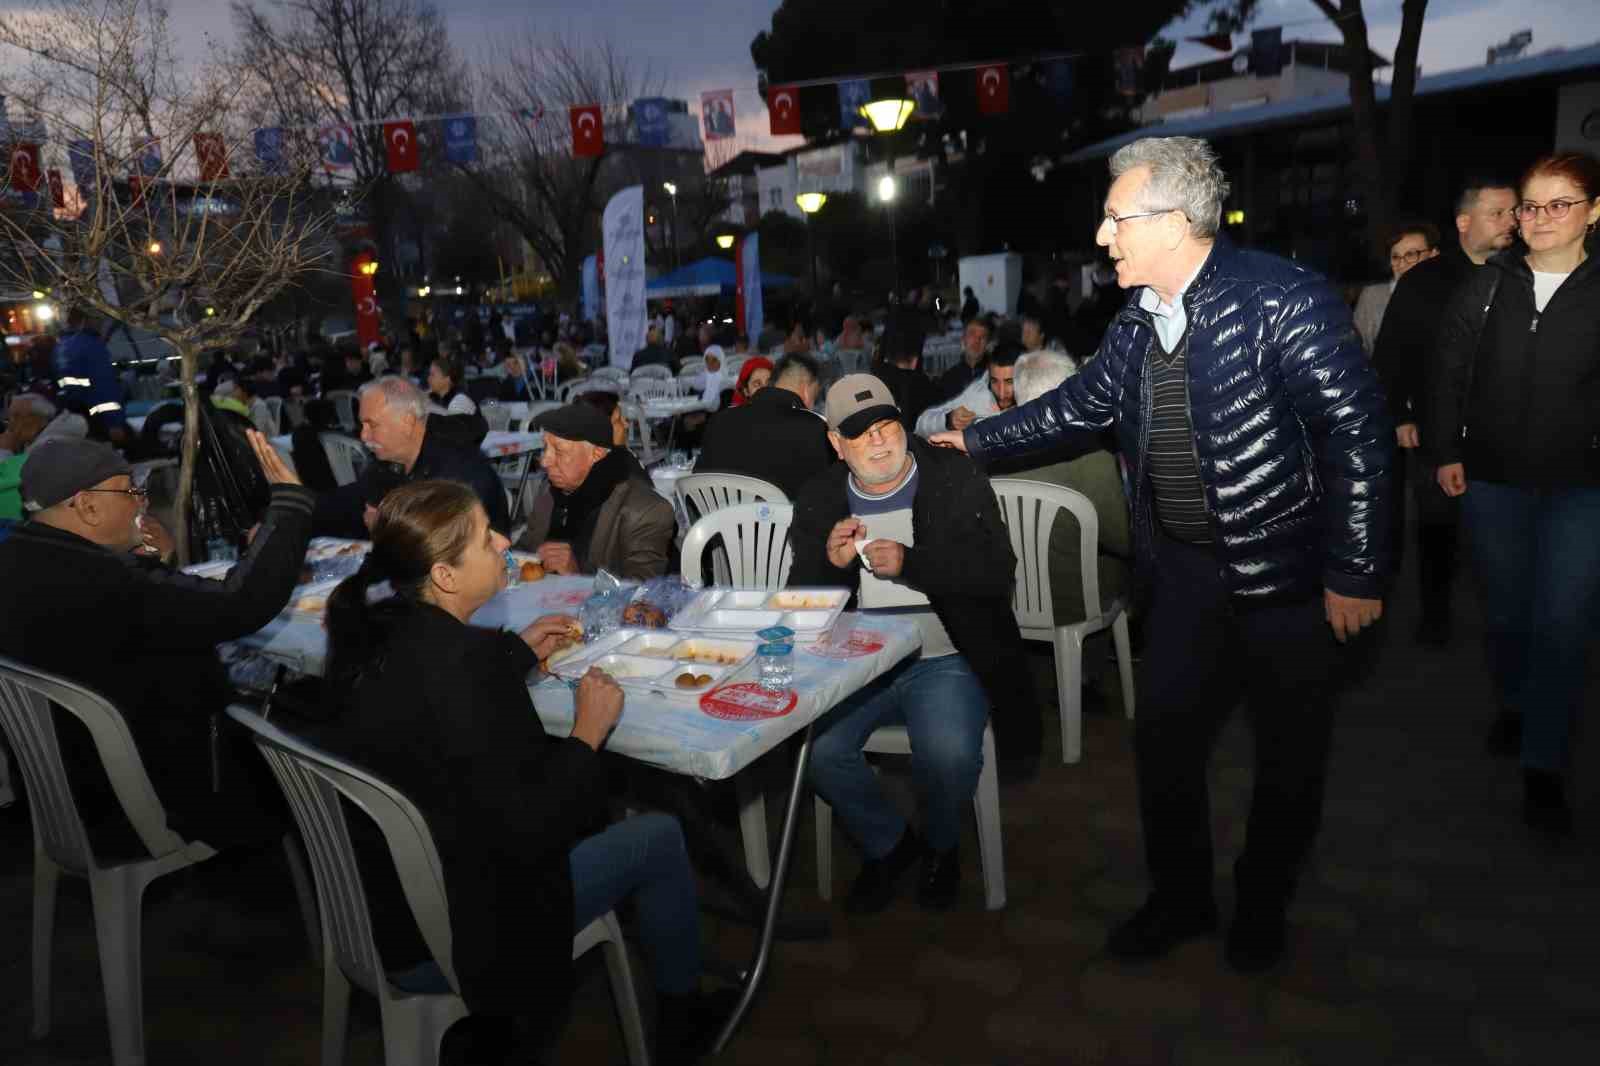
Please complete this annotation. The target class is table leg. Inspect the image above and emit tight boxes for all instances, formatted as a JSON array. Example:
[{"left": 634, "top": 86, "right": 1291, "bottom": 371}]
[
  {"left": 510, "top": 454, "right": 536, "bottom": 523},
  {"left": 712, "top": 724, "right": 813, "bottom": 1055}
]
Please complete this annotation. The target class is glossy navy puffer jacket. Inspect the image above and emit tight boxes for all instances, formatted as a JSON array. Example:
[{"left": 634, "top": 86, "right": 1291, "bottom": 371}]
[{"left": 967, "top": 235, "right": 1394, "bottom": 606}]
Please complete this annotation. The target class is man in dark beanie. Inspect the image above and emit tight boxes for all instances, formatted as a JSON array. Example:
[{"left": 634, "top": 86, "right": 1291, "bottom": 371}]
[
  {"left": 0, "top": 432, "right": 313, "bottom": 848},
  {"left": 518, "top": 404, "right": 675, "bottom": 580}
]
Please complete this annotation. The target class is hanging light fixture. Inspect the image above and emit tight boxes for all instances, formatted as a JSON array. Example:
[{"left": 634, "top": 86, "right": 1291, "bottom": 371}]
[
  {"left": 860, "top": 97, "right": 916, "bottom": 133},
  {"left": 795, "top": 191, "right": 827, "bottom": 215}
]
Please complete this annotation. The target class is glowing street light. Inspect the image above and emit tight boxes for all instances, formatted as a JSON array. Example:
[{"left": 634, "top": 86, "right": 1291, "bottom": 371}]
[
  {"left": 795, "top": 192, "right": 828, "bottom": 295},
  {"left": 662, "top": 182, "right": 681, "bottom": 268},
  {"left": 146, "top": 241, "right": 162, "bottom": 255},
  {"left": 34, "top": 303, "right": 55, "bottom": 323},
  {"left": 860, "top": 97, "right": 915, "bottom": 133},
  {"left": 877, "top": 175, "right": 897, "bottom": 203},
  {"left": 795, "top": 191, "right": 827, "bottom": 215},
  {"left": 359, "top": 260, "right": 380, "bottom": 276},
  {"left": 715, "top": 233, "right": 736, "bottom": 250}
]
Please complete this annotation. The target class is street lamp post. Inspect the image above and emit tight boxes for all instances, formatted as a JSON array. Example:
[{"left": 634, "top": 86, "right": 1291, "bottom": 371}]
[
  {"left": 795, "top": 191, "right": 827, "bottom": 298},
  {"left": 662, "top": 181, "right": 680, "bottom": 268},
  {"left": 859, "top": 95, "right": 915, "bottom": 302},
  {"left": 877, "top": 174, "right": 899, "bottom": 298}
]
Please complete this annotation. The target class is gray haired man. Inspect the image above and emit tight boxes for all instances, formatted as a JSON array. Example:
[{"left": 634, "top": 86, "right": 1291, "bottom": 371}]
[{"left": 934, "top": 136, "right": 1394, "bottom": 972}]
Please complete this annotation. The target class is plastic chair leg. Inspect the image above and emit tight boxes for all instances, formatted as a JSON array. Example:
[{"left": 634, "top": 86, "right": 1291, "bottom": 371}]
[
  {"left": 736, "top": 776, "right": 772, "bottom": 889},
  {"left": 320, "top": 943, "right": 350, "bottom": 1066},
  {"left": 31, "top": 847, "right": 60, "bottom": 1039},
  {"left": 1053, "top": 628, "right": 1086, "bottom": 764},
  {"left": 814, "top": 796, "right": 833, "bottom": 901},
  {"left": 597, "top": 914, "right": 651, "bottom": 1066},
  {"left": 974, "top": 726, "right": 1006, "bottom": 910},
  {"left": 282, "top": 834, "right": 322, "bottom": 966},
  {"left": 87, "top": 866, "right": 151, "bottom": 1066},
  {"left": 1112, "top": 612, "right": 1136, "bottom": 720}
]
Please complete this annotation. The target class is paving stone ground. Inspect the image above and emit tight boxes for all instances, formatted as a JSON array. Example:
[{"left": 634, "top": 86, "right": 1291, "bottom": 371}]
[{"left": 3, "top": 549, "right": 1597, "bottom": 1065}]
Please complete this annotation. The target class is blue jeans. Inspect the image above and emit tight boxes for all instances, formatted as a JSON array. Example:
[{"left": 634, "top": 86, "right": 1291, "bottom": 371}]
[
  {"left": 808, "top": 654, "right": 989, "bottom": 857},
  {"left": 393, "top": 812, "right": 700, "bottom": 998},
  {"left": 1463, "top": 481, "right": 1600, "bottom": 772}
]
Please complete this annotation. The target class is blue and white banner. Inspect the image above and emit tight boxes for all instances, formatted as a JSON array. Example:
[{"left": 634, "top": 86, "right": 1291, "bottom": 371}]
[
  {"left": 443, "top": 115, "right": 477, "bottom": 163},
  {"left": 581, "top": 254, "right": 601, "bottom": 324},
  {"left": 67, "top": 139, "right": 97, "bottom": 190},
  {"left": 738, "top": 232, "right": 763, "bottom": 345},
  {"left": 318, "top": 124, "right": 355, "bottom": 174},
  {"left": 602, "top": 185, "right": 647, "bottom": 370},
  {"left": 132, "top": 135, "right": 162, "bottom": 176},
  {"left": 634, "top": 97, "right": 671, "bottom": 148},
  {"left": 254, "top": 128, "right": 286, "bottom": 173},
  {"left": 838, "top": 80, "right": 871, "bottom": 131}
]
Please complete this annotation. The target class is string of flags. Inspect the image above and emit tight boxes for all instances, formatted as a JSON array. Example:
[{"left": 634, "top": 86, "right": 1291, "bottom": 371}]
[{"left": 4, "top": 28, "right": 1294, "bottom": 203}]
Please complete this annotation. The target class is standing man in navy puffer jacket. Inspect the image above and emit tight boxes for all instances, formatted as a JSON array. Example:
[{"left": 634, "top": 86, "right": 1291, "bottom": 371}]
[{"left": 933, "top": 137, "right": 1394, "bottom": 974}]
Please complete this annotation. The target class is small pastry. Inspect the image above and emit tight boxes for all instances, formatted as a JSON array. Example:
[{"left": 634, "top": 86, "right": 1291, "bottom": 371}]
[{"left": 519, "top": 560, "right": 544, "bottom": 581}]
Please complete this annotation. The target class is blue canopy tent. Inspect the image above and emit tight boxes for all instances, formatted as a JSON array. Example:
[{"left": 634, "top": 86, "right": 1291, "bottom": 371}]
[{"left": 645, "top": 257, "right": 795, "bottom": 299}]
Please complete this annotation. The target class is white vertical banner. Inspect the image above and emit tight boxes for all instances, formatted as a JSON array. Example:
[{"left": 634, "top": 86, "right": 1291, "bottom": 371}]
[
  {"left": 602, "top": 185, "right": 647, "bottom": 370},
  {"left": 739, "top": 232, "right": 763, "bottom": 344}
]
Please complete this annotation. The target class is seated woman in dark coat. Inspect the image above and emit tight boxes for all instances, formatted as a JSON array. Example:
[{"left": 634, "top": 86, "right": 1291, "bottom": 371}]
[{"left": 317, "top": 479, "right": 725, "bottom": 1063}]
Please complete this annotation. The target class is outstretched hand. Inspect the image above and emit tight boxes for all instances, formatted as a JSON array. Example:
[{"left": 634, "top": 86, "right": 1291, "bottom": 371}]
[
  {"left": 247, "top": 430, "right": 300, "bottom": 487},
  {"left": 928, "top": 430, "right": 968, "bottom": 452}
]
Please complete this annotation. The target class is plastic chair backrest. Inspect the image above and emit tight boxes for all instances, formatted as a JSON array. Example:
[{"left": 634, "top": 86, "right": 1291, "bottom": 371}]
[
  {"left": 630, "top": 364, "right": 672, "bottom": 381},
  {"left": 680, "top": 501, "right": 795, "bottom": 589},
  {"left": 320, "top": 432, "right": 371, "bottom": 487},
  {"left": 674, "top": 472, "right": 788, "bottom": 527},
  {"left": 677, "top": 358, "right": 705, "bottom": 379},
  {"left": 480, "top": 401, "right": 512, "bottom": 432},
  {"left": 262, "top": 396, "right": 285, "bottom": 434},
  {"left": 989, "top": 477, "right": 1103, "bottom": 631},
  {"left": 325, "top": 390, "right": 357, "bottom": 432},
  {"left": 591, "top": 367, "right": 630, "bottom": 390},
  {"left": 0, "top": 656, "right": 186, "bottom": 875},
  {"left": 524, "top": 401, "right": 564, "bottom": 426},
  {"left": 630, "top": 377, "right": 680, "bottom": 403},
  {"left": 226, "top": 706, "right": 460, "bottom": 998}
]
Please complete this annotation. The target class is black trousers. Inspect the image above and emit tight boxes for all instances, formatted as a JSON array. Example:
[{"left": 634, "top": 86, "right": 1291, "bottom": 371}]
[
  {"left": 1390, "top": 447, "right": 1461, "bottom": 622},
  {"left": 1134, "top": 533, "right": 1343, "bottom": 910}
]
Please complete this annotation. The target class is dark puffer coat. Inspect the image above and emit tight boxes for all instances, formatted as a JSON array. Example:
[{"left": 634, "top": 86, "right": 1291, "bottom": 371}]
[{"left": 967, "top": 235, "right": 1393, "bottom": 606}]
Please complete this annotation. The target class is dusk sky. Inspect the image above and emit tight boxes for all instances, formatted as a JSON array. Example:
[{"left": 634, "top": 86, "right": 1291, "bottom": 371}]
[{"left": 91, "top": 0, "right": 1600, "bottom": 155}]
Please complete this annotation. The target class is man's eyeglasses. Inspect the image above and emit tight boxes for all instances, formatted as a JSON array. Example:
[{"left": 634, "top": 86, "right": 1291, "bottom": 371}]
[
  {"left": 79, "top": 486, "right": 149, "bottom": 504},
  {"left": 1101, "top": 207, "right": 1179, "bottom": 232},
  {"left": 1513, "top": 196, "right": 1597, "bottom": 222},
  {"left": 1389, "top": 248, "right": 1433, "bottom": 265}
]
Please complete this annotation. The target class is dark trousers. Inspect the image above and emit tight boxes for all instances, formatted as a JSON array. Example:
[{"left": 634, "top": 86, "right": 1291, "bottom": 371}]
[
  {"left": 1135, "top": 533, "right": 1343, "bottom": 910},
  {"left": 1391, "top": 447, "right": 1460, "bottom": 622}
]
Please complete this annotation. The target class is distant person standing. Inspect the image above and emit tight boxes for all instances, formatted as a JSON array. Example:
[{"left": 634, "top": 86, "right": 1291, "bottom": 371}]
[
  {"left": 1353, "top": 221, "right": 1439, "bottom": 354},
  {"left": 51, "top": 307, "right": 128, "bottom": 444},
  {"left": 959, "top": 286, "right": 979, "bottom": 324}
]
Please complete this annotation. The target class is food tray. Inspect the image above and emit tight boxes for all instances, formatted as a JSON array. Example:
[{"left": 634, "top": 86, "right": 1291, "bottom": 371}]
[
  {"left": 647, "top": 662, "right": 737, "bottom": 697},
  {"left": 305, "top": 540, "right": 367, "bottom": 562},
  {"left": 547, "top": 628, "right": 634, "bottom": 676},
  {"left": 186, "top": 560, "right": 233, "bottom": 581},
  {"left": 670, "top": 587, "right": 851, "bottom": 636},
  {"left": 552, "top": 629, "right": 758, "bottom": 687}
]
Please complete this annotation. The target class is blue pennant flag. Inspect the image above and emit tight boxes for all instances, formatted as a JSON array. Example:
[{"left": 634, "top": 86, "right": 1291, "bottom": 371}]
[
  {"left": 444, "top": 115, "right": 477, "bottom": 164},
  {"left": 1041, "top": 59, "right": 1074, "bottom": 108},
  {"left": 634, "top": 97, "right": 670, "bottom": 148},
  {"left": 838, "top": 80, "right": 870, "bottom": 131},
  {"left": 67, "top": 139, "right": 97, "bottom": 190},
  {"left": 132, "top": 135, "right": 162, "bottom": 176},
  {"left": 254, "top": 127, "right": 285, "bottom": 173}
]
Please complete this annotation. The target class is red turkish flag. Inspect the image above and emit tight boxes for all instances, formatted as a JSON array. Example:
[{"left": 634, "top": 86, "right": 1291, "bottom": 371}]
[
  {"left": 128, "top": 173, "right": 144, "bottom": 207},
  {"left": 47, "top": 168, "right": 65, "bottom": 208},
  {"left": 8, "top": 142, "right": 41, "bottom": 193},
  {"left": 767, "top": 85, "right": 801, "bottom": 136},
  {"left": 570, "top": 105, "right": 604, "bottom": 158},
  {"left": 383, "top": 120, "right": 418, "bottom": 173},
  {"left": 976, "top": 64, "right": 1010, "bottom": 115},
  {"left": 193, "top": 133, "right": 229, "bottom": 181}
]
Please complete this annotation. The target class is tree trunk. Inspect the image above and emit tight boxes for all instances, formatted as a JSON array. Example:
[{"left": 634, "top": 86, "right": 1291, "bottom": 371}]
[
  {"left": 1383, "top": 0, "right": 1429, "bottom": 215},
  {"left": 174, "top": 343, "right": 200, "bottom": 566},
  {"left": 1337, "top": 4, "right": 1393, "bottom": 261}
]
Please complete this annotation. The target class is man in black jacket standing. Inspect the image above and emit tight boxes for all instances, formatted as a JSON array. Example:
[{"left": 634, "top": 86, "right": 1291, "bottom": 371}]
[
  {"left": 791, "top": 374, "right": 1040, "bottom": 914},
  {"left": 1372, "top": 179, "right": 1518, "bottom": 647},
  {"left": 0, "top": 433, "right": 313, "bottom": 846},
  {"left": 694, "top": 352, "right": 834, "bottom": 500}
]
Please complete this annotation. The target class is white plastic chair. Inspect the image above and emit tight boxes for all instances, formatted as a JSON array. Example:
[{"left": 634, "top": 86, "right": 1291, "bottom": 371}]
[
  {"left": 990, "top": 478, "right": 1136, "bottom": 764},
  {"left": 321, "top": 433, "right": 371, "bottom": 487},
  {"left": 263, "top": 395, "right": 286, "bottom": 435},
  {"left": 591, "top": 367, "right": 630, "bottom": 392},
  {"left": 523, "top": 400, "right": 564, "bottom": 427},
  {"left": 479, "top": 400, "right": 512, "bottom": 432},
  {"left": 325, "top": 390, "right": 357, "bottom": 432},
  {"left": 815, "top": 722, "right": 1006, "bottom": 910},
  {"left": 227, "top": 706, "right": 650, "bottom": 1066},
  {"left": 0, "top": 657, "right": 318, "bottom": 1066},
  {"left": 630, "top": 364, "right": 673, "bottom": 382},
  {"left": 630, "top": 377, "right": 682, "bottom": 403},
  {"left": 677, "top": 357, "right": 706, "bottom": 379}
]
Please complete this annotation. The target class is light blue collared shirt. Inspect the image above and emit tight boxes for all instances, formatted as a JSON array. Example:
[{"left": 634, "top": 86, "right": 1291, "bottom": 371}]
[{"left": 1138, "top": 259, "right": 1207, "bottom": 354}]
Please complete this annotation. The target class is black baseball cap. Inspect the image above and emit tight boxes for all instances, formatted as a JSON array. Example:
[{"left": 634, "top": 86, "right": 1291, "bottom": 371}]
[{"left": 535, "top": 403, "right": 614, "bottom": 449}]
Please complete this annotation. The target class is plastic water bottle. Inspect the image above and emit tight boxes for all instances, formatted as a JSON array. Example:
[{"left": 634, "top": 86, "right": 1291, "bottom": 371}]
[
  {"left": 757, "top": 642, "right": 794, "bottom": 692},
  {"left": 504, "top": 550, "right": 520, "bottom": 587}
]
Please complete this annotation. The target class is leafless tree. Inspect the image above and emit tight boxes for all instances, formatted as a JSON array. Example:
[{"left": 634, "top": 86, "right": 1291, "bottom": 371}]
[{"left": 0, "top": 0, "right": 339, "bottom": 562}]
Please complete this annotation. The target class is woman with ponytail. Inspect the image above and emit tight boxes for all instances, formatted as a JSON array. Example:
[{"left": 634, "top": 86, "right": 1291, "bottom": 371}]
[{"left": 317, "top": 480, "right": 727, "bottom": 1063}]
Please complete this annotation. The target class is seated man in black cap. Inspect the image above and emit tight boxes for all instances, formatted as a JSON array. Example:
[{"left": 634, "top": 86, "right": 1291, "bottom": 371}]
[
  {"left": 518, "top": 403, "right": 675, "bottom": 581},
  {"left": 0, "top": 432, "right": 313, "bottom": 846}
]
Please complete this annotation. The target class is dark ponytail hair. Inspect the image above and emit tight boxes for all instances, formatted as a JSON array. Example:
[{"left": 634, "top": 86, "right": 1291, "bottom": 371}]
[{"left": 325, "top": 480, "right": 482, "bottom": 696}]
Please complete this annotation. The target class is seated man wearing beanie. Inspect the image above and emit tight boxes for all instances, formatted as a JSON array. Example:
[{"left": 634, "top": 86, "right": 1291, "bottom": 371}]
[
  {"left": 519, "top": 403, "right": 675, "bottom": 581},
  {"left": 0, "top": 433, "right": 313, "bottom": 847},
  {"left": 789, "top": 374, "right": 1042, "bottom": 913}
]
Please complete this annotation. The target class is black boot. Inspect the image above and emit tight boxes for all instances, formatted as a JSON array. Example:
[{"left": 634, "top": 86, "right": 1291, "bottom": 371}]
[
  {"left": 1104, "top": 895, "right": 1218, "bottom": 962},
  {"left": 1524, "top": 769, "right": 1573, "bottom": 838},
  {"left": 917, "top": 845, "right": 961, "bottom": 910},
  {"left": 1485, "top": 710, "right": 1522, "bottom": 758},
  {"left": 844, "top": 826, "right": 926, "bottom": 914}
]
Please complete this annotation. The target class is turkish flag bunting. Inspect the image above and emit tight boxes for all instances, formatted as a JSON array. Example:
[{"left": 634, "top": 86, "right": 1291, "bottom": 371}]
[
  {"left": 383, "top": 120, "right": 419, "bottom": 173},
  {"left": 976, "top": 64, "right": 1010, "bottom": 115},
  {"left": 193, "top": 133, "right": 229, "bottom": 181},
  {"left": 768, "top": 86, "right": 801, "bottom": 136},
  {"left": 8, "top": 142, "right": 41, "bottom": 192},
  {"left": 47, "top": 168, "right": 64, "bottom": 208},
  {"left": 570, "top": 105, "right": 604, "bottom": 158}
]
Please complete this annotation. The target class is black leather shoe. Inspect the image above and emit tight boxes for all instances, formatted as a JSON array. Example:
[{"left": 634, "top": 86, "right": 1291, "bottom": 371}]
[
  {"left": 844, "top": 828, "right": 925, "bottom": 914},
  {"left": 1413, "top": 615, "right": 1451, "bottom": 648},
  {"left": 917, "top": 846, "right": 961, "bottom": 910},
  {"left": 1524, "top": 769, "right": 1574, "bottom": 838},
  {"left": 1485, "top": 710, "right": 1522, "bottom": 758},
  {"left": 1104, "top": 896, "right": 1218, "bottom": 962},
  {"left": 1225, "top": 910, "right": 1288, "bottom": 973}
]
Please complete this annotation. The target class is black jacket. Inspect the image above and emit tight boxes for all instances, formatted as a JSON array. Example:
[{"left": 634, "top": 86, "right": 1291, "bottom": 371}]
[
  {"left": 874, "top": 363, "right": 942, "bottom": 431},
  {"left": 788, "top": 436, "right": 1037, "bottom": 731},
  {"left": 631, "top": 343, "right": 675, "bottom": 373},
  {"left": 695, "top": 387, "right": 836, "bottom": 500},
  {"left": 312, "top": 416, "right": 509, "bottom": 537},
  {"left": 1372, "top": 244, "right": 1481, "bottom": 436},
  {"left": 1427, "top": 236, "right": 1600, "bottom": 486},
  {"left": 310, "top": 600, "right": 605, "bottom": 1023},
  {"left": 936, "top": 357, "right": 987, "bottom": 403},
  {"left": 0, "top": 486, "right": 315, "bottom": 842},
  {"left": 968, "top": 235, "right": 1393, "bottom": 606}
]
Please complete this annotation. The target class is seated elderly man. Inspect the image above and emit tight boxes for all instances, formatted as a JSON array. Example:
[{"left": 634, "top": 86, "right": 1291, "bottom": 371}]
[
  {"left": 998, "top": 350, "right": 1132, "bottom": 626},
  {"left": 520, "top": 403, "right": 675, "bottom": 580},
  {"left": 312, "top": 376, "right": 508, "bottom": 538},
  {"left": 790, "top": 375, "right": 1042, "bottom": 913},
  {"left": 695, "top": 352, "right": 834, "bottom": 499},
  {"left": 1, "top": 398, "right": 88, "bottom": 520},
  {"left": 0, "top": 434, "right": 312, "bottom": 846},
  {"left": 0, "top": 393, "right": 58, "bottom": 460},
  {"left": 914, "top": 342, "right": 1021, "bottom": 438}
]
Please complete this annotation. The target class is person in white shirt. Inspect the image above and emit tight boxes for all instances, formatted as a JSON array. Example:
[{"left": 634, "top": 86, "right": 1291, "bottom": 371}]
[
  {"left": 426, "top": 356, "right": 479, "bottom": 417},
  {"left": 0, "top": 394, "right": 58, "bottom": 460},
  {"left": 1354, "top": 222, "right": 1438, "bottom": 354},
  {"left": 913, "top": 344, "right": 1020, "bottom": 438}
]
